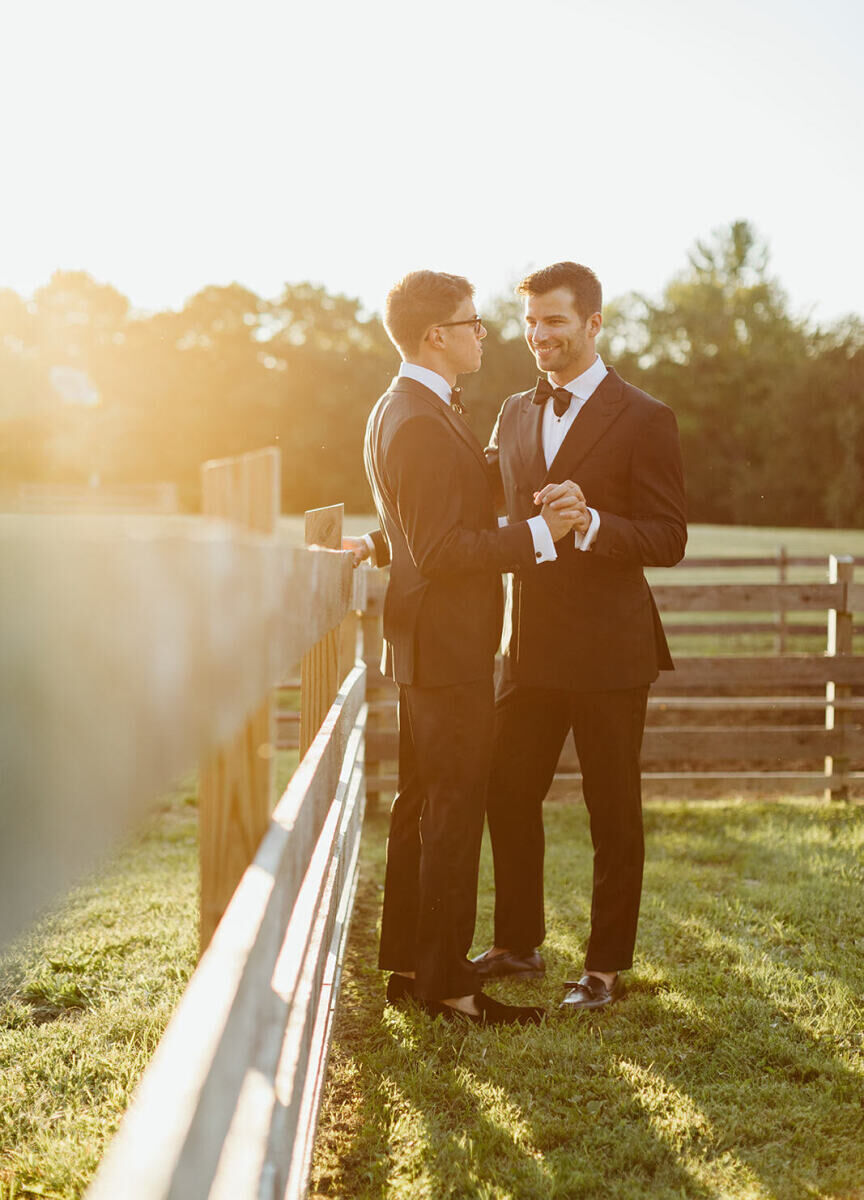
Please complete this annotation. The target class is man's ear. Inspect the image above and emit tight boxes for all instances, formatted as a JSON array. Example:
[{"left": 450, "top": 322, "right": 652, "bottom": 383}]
[
  {"left": 425, "top": 324, "right": 445, "bottom": 350},
  {"left": 588, "top": 312, "right": 603, "bottom": 338}
]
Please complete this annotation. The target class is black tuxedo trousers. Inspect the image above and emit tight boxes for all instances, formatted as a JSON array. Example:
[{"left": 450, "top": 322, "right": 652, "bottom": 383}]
[
  {"left": 487, "top": 679, "right": 649, "bottom": 970},
  {"left": 378, "top": 678, "right": 495, "bottom": 1000}
]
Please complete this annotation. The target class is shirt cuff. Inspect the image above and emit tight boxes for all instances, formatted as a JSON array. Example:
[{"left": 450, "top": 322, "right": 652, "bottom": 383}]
[
  {"left": 527, "top": 515, "right": 557, "bottom": 563},
  {"left": 362, "top": 532, "right": 377, "bottom": 565},
  {"left": 574, "top": 507, "right": 600, "bottom": 552}
]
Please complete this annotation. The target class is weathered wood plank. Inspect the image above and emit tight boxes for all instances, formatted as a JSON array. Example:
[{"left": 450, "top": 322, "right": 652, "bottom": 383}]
[
  {"left": 305, "top": 503, "right": 344, "bottom": 551},
  {"left": 638, "top": 772, "right": 864, "bottom": 795},
  {"left": 844, "top": 582, "right": 864, "bottom": 613},
  {"left": 199, "top": 449, "right": 281, "bottom": 955},
  {"left": 649, "top": 696, "right": 864, "bottom": 712},
  {"left": 671, "top": 555, "right": 839, "bottom": 569},
  {"left": 652, "top": 583, "right": 846, "bottom": 613},
  {"left": 658, "top": 656, "right": 864, "bottom": 689},
  {"left": 825, "top": 556, "right": 855, "bottom": 799},
  {"left": 301, "top": 507, "right": 346, "bottom": 755},
  {"left": 365, "top": 771, "right": 864, "bottom": 797},
  {"left": 0, "top": 515, "right": 353, "bottom": 950},
  {"left": 365, "top": 725, "right": 864, "bottom": 769},
  {"left": 587, "top": 727, "right": 864, "bottom": 767},
  {"left": 86, "top": 665, "right": 366, "bottom": 1200}
]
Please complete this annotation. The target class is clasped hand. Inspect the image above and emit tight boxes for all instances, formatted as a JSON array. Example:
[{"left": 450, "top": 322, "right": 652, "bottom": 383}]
[{"left": 535, "top": 480, "right": 590, "bottom": 541}]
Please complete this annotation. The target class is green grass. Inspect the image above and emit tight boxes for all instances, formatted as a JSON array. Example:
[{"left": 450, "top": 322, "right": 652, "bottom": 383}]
[
  {"left": 0, "top": 754, "right": 299, "bottom": 1200},
  {"left": 311, "top": 799, "right": 864, "bottom": 1200},
  {"left": 0, "top": 780, "right": 200, "bottom": 1199}
]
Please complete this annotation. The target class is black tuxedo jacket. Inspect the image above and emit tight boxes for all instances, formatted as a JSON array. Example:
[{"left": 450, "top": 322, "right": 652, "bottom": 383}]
[
  {"left": 486, "top": 366, "right": 687, "bottom": 692},
  {"left": 364, "top": 376, "right": 536, "bottom": 688}
]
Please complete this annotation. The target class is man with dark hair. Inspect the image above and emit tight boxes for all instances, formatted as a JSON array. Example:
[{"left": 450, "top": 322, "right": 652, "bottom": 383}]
[
  {"left": 471, "top": 261, "right": 687, "bottom": 1011},
  {"left": 358, "top": 269, "right": 581, "bottom": 1025}
]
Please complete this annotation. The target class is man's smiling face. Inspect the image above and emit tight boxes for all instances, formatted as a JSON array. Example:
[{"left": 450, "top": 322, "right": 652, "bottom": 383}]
[{"left": 523, "top": 286, "right": 600, "bottom": 383}]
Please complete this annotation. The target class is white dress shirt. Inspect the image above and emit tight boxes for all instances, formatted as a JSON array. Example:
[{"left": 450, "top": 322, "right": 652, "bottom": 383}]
[{"left": 529, "top": 354, "right": 607, "bottom": 561}]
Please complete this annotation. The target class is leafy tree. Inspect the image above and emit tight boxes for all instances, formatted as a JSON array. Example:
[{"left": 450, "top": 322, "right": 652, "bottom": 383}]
[
  {"left": 1, "top": 233, "right": 861, "bottom": 527},
  {"left": 604, "top": 221, "right": 831, "bottom": 525}
]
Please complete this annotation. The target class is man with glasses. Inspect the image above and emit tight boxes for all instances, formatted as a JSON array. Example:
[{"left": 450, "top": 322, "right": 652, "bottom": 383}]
[{"left": 355, "top": 270, "right": 581, "bottom": 1025}]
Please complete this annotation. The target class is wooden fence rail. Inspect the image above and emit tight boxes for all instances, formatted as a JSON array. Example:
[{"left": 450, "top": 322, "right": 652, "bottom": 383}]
[
  {"left": 1, "top": 458, "right": 368, "bottom": 1198},
  {"left": 361, "top": 553, "right": 864, "bottom": 802},
  {"left": 87, "top": 665, "right": 366, "bottom": 1200}
]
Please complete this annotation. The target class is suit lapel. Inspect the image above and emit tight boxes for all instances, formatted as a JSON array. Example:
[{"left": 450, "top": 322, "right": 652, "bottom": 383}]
[
  {"left": 516, "top": 391, "right": 548, "bottom": 490},
  {"left": 544, "top": 367, "right": 627, "bottom": 482},
  {"left": 391, "top": 377, "right": 488, "bottom": 471}
]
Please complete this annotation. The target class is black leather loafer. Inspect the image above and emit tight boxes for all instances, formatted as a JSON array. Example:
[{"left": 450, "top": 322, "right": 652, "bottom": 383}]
[
  {"left": 422, "top": 992, "right": 545, "bottom": 1026},
  {"left": 559, "top": 973, "right": 624, "bottom": 1012},
  {"left": 470, "top": 948, "right": 546, "bottom": 980},
  {"left": 385, "top": 973, "right": 415, "bottom": 1007}
]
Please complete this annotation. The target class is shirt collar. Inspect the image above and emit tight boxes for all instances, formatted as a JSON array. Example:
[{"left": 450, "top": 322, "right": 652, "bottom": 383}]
[
  {"left": 398, "top": 361, "right": 454, "bottom": 406},
  {"left": 552, "top": 354, "right": 608, "bottom": 401}
]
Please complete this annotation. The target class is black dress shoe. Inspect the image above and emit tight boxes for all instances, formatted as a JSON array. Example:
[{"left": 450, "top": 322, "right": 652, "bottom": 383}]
[
  {"left": 421, "top": 992, "right": 545, "bottom": 1026},
  {"left": 559, "top": 973, "right": 623, "bottom": 1012},
  {"left": 471, "top": 948, "right": 546, "bottom": 980},
  {"left": 385, "top": 973, "right": 415, "bottom": 1007}
]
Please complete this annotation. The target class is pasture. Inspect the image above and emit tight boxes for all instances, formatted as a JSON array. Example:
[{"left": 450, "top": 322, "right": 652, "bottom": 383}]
[{"left": 1, "top": 522, "right": 862, "bottom": 1199}]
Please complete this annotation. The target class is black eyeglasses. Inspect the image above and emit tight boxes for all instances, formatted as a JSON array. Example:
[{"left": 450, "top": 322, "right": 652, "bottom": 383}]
[{"left": 436, "top": 315, "right": 483, "bottom": 335}]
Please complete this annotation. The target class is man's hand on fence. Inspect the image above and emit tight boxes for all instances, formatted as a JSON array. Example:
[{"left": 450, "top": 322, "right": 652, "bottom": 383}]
[{"left": 342, "top": 536, "right": 371, "bottom": 567}]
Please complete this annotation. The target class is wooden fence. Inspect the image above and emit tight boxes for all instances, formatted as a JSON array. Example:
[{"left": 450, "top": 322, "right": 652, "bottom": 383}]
[
  {"left": 359, "top": 552, "right": 864, "bottom": 801},
  {"left": 0, "top": 459, "right": 366, "bottom": 1198}
]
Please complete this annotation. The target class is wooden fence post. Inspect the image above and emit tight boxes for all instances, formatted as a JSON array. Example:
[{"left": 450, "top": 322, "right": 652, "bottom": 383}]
[
  {"left": 825, "top": 554, "right": 853, "bottom": 802},
  {"left": 199, "top": 448, "right": 280, "bottom": 955},
  {"left": 300, "top": 505, "right": 344, "bottom": 757}
]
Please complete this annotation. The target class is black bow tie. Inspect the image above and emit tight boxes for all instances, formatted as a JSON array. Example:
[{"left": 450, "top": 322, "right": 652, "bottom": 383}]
[
  {"left": 450, "top": 387, "right": 466, "bottom": 416},
  {"left": 532, "top": 378, "right": 572, "bottom": 418}
]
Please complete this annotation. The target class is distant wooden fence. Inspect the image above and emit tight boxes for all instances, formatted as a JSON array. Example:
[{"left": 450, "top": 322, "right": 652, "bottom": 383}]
[
  {"left": 359, "top": 552, "right": 864, "bottom": 801},
  {"left": 0, "top": 459, "right": 367, "bottom": 1198}
]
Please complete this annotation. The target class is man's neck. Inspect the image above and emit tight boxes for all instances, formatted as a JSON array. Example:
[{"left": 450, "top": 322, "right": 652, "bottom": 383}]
[
  {"left": 549, "top": 352, "right": 597, "bottom": 388},
  {"left": 406, "top": 355, "right": 456, "bottom": 388}
]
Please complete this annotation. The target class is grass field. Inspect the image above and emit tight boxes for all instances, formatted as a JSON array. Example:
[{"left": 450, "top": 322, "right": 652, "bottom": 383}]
[
  {"left": 0, "top": 751, "right": 298, "bottom": 1200},
  {"left": 1, "top": 523, "right": 863, "bottom": 1198},
  {"left": 311, "top": 801, "right": 864, "bottom": 1200},
  {"left": 0, "top": 781, "right": 199, "bottom": 1199}
]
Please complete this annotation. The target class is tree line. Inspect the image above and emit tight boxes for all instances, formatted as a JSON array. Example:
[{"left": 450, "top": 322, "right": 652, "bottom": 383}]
[{"left": 1, "top": 221, "right": 862, "bottom": 526}]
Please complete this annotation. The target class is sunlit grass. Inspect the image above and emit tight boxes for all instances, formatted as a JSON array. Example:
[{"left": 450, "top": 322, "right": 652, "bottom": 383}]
[
  {"left": 310, "top": 799, "right": 864, "bottom": 1200},
  {"left": 0, "top": 752, "right": 298, "bottom": 1200},
  {"left": 0, "top": 780, "right": 199, "bottom": 1198}
]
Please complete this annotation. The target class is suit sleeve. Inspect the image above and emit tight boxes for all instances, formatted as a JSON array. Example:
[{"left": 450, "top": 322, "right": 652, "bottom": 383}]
[
  {"left": 483, "top": 402, "right": 507, "bottom": 513},
  {"left": 592, "top": 404, "right": 687, "bottom": 567},
  {"left": 387, "top": 415, "right": 536, "bottom": 578},
  {"left": 367, "top": 528, "right": 391, "bottom": 568}
]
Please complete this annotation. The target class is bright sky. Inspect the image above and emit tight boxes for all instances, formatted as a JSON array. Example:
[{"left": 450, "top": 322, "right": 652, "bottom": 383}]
[{"left": 1, "top": 0, "right": 861, "bottom": 324}]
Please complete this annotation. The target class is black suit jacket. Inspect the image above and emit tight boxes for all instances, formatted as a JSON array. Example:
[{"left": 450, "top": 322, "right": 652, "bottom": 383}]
[
  {"left": 364, "top": 375, "right": 537, "bottom": 688},
  {"left": 486, "top": 366, "right": 687, "bottom": 691}
]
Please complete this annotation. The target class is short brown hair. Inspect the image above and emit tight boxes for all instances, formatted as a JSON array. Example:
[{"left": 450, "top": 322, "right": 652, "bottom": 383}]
[
  {"left": 516, "top": 262, "right": 602, "bottom": 321},
  {"left": 384, "top": 270, "right": 474, "bottom": 357}
]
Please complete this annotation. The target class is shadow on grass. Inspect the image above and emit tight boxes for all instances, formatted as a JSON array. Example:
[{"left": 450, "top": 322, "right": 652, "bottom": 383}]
[{"left": 312, "top": 800, "right": 864, "bottom": 1200}]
